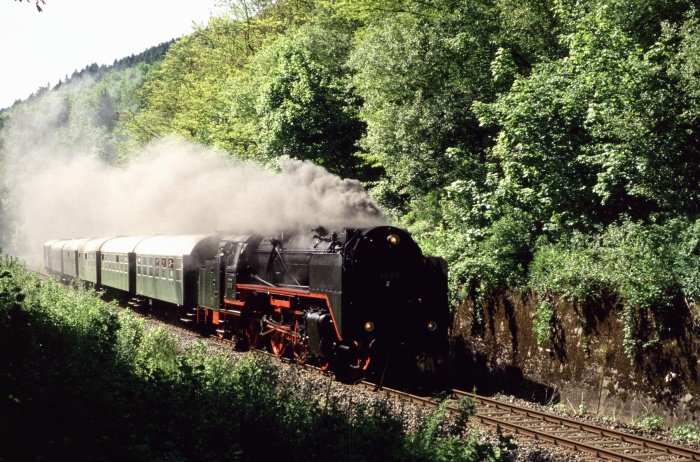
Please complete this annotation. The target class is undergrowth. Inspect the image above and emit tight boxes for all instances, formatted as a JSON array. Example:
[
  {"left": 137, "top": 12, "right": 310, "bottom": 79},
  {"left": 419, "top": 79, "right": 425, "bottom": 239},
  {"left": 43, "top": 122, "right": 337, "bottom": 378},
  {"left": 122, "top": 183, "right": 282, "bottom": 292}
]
[{"left": 0, "top": 256, "right": 513, "bottom": 462}]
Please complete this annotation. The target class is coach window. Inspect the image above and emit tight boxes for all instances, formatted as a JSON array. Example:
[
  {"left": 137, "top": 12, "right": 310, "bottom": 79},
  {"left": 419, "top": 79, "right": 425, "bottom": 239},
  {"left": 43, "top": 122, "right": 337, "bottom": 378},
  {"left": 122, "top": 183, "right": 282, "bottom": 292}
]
[
  {"left": 175, "top": 258, "right": 182, "bottom": 281},
  {"left": 149, "top": 257, "right": 154, "bottom": 277}
]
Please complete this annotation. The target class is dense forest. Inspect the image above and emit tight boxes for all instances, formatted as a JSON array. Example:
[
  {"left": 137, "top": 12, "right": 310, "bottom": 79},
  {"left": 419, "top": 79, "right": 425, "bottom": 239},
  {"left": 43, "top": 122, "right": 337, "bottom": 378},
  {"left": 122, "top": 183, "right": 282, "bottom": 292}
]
[{"left": 2, "top": 0, "right": 700, "bottom": 358}]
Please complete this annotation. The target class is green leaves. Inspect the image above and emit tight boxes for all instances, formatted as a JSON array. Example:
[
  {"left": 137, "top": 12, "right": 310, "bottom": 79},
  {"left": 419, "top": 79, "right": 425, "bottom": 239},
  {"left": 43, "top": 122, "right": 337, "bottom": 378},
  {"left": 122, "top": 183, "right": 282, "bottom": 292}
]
[
  {"left": 477, "top": 0, "right": 700, "bottom": 232},
  {"left": 528, "top": 217, "right": 700, "bottom": 360},
  {"left": 349, "top": 3, "right": 497, "bottom": 208},
  {"left": 254, "top": 21, "right": 367, "bottom": 178},
  {"left": 1, "top": 259, "right": 512, "bottom": 461}
]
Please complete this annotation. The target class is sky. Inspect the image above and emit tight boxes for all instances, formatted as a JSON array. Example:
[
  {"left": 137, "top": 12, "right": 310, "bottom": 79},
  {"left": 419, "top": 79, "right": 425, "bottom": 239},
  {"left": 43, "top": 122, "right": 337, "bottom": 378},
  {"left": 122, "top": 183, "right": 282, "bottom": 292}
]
[{"left": 0, "top": 0, "right": 223, "bottom": 110}]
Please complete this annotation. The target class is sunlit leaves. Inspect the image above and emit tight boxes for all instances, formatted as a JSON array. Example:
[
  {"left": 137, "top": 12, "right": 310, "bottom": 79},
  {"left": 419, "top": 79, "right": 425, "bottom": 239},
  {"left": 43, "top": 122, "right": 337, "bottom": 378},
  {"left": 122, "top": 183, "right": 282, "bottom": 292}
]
[
  {"left": 475, "top": 1, "right": 700, "bottom": 233},
  {"left": 349, "top": 3, "right": 498, "bottom": 209},
  {"left": 254, "top": 17, "right": 368, "bottom": 178}
]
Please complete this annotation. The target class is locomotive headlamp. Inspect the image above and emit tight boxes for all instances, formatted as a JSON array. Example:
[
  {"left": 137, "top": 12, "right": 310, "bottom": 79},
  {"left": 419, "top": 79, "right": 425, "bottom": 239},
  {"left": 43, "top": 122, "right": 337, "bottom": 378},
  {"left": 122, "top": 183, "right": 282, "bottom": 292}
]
[
  {"left": 364, "top": 321, "right": 375, "bottom": 332},
  {"left": 387, "top": 234, "right": 400, "bottom": 245},
  {"left": 427, "top": 321, "right": 438, "bottom": 332}
]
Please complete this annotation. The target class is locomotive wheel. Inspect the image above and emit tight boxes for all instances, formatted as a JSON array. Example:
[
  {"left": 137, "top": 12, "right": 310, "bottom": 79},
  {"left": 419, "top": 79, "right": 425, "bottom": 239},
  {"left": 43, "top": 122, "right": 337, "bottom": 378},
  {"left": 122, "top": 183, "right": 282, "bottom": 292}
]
[
  {"left": 346, "top": 343, "right": 369, "bottom": 381},
  {"left": 318, "top": 358, "right": 331, "bottom": 371},
  {"left": 347, "top": 357, "right": 365, "bottom": 382},
  {"left": 246, "top": 319, "right": 261, "bottom": 349},
  {"left": 270, "top": 331, "right": 286, "bottom": 357},
  {"left": 293, "top": 342, "right": 309, "bottom": 364}
]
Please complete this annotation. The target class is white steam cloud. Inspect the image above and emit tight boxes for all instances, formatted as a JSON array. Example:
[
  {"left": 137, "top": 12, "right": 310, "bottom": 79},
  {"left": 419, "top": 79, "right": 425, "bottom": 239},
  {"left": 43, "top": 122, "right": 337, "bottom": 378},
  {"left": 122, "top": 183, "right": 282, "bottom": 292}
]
[{"left": 0, "top": 84, "right": 385, "bottom": 262}]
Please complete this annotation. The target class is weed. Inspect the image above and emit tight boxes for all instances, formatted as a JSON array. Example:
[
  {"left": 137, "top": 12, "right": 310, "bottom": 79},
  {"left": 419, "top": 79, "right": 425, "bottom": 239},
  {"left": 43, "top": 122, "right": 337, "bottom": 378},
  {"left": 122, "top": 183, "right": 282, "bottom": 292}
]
[{"left": 633, "top": 414, "right": 665, "bottom": 432}]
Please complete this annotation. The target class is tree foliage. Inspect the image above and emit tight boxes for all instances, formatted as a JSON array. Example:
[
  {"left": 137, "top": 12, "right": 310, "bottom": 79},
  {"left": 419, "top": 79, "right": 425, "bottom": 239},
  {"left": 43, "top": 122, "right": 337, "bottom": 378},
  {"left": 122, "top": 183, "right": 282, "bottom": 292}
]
[
  {"left": 348, "top": 2, "right": 499, "bottom": 208},
  {"left": 5, "top": 0, "right": 700, "bottom": 356},
  {"left": 254, "top": 13, "right": 369, "bottom": 178}
]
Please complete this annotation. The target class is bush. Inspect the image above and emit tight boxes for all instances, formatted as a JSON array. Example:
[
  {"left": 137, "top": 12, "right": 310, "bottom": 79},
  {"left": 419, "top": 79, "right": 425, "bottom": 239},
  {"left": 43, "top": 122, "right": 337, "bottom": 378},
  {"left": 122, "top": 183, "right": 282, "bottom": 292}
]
[
  {"left": 527, "top": 217, "right": 700, "bottom": 361},
  {"left": 444, "top": 208, "right": 536, "bottom": 318},
  {"left": 533, "top": 299, "right": 555, "bottom": 345},
  {"left": 670, "top": 423, "right": 700, "bottom": 442},
  {"left": 0, "top": 257, "right": 512, "bottom": 462},
  {"left": 633, "top": 414, "right": 665, "bottom": 432}
]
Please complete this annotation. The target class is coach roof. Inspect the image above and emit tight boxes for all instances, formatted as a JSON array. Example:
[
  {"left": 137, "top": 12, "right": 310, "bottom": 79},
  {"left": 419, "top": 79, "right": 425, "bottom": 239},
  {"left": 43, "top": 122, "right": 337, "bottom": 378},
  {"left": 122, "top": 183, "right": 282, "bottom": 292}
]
[
  {"left": 101, "top": 236, "right": 151, "bottom": 253},
  {"left": 78, "top": 237, "right": 113, "bottom": 253},
  {"left": 134, "top": 235, "right": 219, "bottom": 257}
]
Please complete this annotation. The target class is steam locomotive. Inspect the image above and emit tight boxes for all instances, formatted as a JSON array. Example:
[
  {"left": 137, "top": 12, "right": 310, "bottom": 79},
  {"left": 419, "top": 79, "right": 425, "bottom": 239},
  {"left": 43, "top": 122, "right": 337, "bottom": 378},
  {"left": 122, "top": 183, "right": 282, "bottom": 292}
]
[{"left": 44, "top": 226, "right": 449, "bottom": 380}]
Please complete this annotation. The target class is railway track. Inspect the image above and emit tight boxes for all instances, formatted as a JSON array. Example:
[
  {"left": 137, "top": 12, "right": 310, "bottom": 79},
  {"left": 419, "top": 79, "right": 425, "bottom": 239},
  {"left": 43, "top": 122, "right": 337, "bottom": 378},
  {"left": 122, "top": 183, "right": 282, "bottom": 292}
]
[
  {"left": 455, "top": 390, "right": 700, "bottom": 462},
  {"left": 352, "top": 384, "right": 700, "bottom": 461}
]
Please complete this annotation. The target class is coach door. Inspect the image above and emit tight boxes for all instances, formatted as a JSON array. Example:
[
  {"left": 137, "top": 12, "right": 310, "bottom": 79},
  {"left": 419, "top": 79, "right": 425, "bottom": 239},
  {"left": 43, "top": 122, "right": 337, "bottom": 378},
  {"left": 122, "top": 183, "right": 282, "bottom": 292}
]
[{"left": 224, "top": 242, "right": 245, "bottom": 301}]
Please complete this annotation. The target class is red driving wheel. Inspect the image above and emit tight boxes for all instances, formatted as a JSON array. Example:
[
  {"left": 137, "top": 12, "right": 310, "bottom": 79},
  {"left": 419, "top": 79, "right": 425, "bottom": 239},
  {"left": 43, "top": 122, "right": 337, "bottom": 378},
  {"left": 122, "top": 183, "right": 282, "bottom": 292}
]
[
  {"left": 246, "top": 319, "right": 260, "bottom": 349},
  {"left": 270, "top": 331, "right": 286, "bottom": 357},
  {"left": 293, "top": 342, "right": 309, "bottom": 364}
]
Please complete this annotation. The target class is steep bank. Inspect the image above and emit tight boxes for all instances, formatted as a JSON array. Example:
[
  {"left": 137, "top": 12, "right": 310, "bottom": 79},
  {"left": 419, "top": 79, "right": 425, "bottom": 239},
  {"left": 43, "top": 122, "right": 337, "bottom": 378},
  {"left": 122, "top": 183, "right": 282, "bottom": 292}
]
[{"left": 449, "top": 292, "right": 700, "bottom": 426}]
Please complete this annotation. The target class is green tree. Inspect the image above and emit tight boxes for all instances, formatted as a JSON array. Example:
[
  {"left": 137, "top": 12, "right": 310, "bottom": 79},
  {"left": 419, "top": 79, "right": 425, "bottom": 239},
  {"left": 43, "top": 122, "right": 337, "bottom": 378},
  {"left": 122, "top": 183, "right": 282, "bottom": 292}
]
[
  {"left": 125, "top": 0, "right": 317, "bottom": 158},
  {"left": 474, "top": 0, "right": 700, "bottom": 233},
  {"left": 348, "top": 1, "right": 499, "bottom": 211},
  {"left": 254, "top": 13, "right": 368, "bottom": 178}
]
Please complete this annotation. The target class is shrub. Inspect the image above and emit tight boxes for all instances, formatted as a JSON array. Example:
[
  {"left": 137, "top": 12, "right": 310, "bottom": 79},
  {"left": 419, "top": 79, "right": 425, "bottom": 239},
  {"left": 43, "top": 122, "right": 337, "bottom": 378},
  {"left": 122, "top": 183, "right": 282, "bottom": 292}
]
[
  {"left": 633, "top": 414, "right": 665, "bottom": 432},
  {"left": 1, "top": 258, "right": 514, "bottom": 462},
  {"left": 533, "top": 299, "right": 555, "bottom": 345},
  {"left": 670, "top": 423, "right": 700, "bottom": 442},
  {"left": 528, "top": 217, "right": 700, "bottom": 362}
]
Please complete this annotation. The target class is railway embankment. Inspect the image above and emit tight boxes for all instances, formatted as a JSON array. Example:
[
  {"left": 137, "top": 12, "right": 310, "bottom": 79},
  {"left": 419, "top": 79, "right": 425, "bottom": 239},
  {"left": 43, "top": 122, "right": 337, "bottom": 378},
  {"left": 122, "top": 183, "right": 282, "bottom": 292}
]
[{"left": 450, "top": 292, "right": 700, "bottom": 427}]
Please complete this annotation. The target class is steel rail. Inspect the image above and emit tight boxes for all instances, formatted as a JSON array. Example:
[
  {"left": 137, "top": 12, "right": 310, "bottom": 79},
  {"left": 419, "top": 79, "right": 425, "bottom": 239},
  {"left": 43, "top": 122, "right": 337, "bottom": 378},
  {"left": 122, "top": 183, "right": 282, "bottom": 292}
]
[{"left": 453, "top": 389, "right": 700, "bottom": 462}]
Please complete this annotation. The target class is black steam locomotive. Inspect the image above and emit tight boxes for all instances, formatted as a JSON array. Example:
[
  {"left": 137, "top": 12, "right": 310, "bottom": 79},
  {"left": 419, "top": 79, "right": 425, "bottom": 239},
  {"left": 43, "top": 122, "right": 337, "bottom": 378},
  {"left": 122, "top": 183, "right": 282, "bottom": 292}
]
[{"left": 44, "top": 226, "right": 449, "bottom": 380}]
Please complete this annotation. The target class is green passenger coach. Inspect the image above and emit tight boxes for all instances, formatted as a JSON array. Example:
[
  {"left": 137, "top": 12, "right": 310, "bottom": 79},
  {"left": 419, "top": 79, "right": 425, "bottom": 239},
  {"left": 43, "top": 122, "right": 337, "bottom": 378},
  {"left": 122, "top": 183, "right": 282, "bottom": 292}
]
[
  {"left": 134, "top": 235, "right": 220, "bottom": 307},
  {"left": 62, "top": 238, "right": 90, "bottom": 279},
  {"left": 77, "top": 237, "right": 112, "bottom": 286},
  {"left": 100, "top": 236, "right": 150, "bottom": 292},
  {"left": 42, "top": 239, "right": 59, "bottom": 275},
  {"left": 48, "top": 239, "right": 70, "bottom": 276}
]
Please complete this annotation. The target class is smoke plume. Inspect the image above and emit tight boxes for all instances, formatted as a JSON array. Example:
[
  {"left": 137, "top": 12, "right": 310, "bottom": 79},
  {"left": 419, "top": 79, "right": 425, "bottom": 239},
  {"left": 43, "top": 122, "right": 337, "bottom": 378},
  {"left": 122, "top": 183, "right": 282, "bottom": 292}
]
[{"left": 0, "top": 87, "right": 385, "bottom": 263}]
